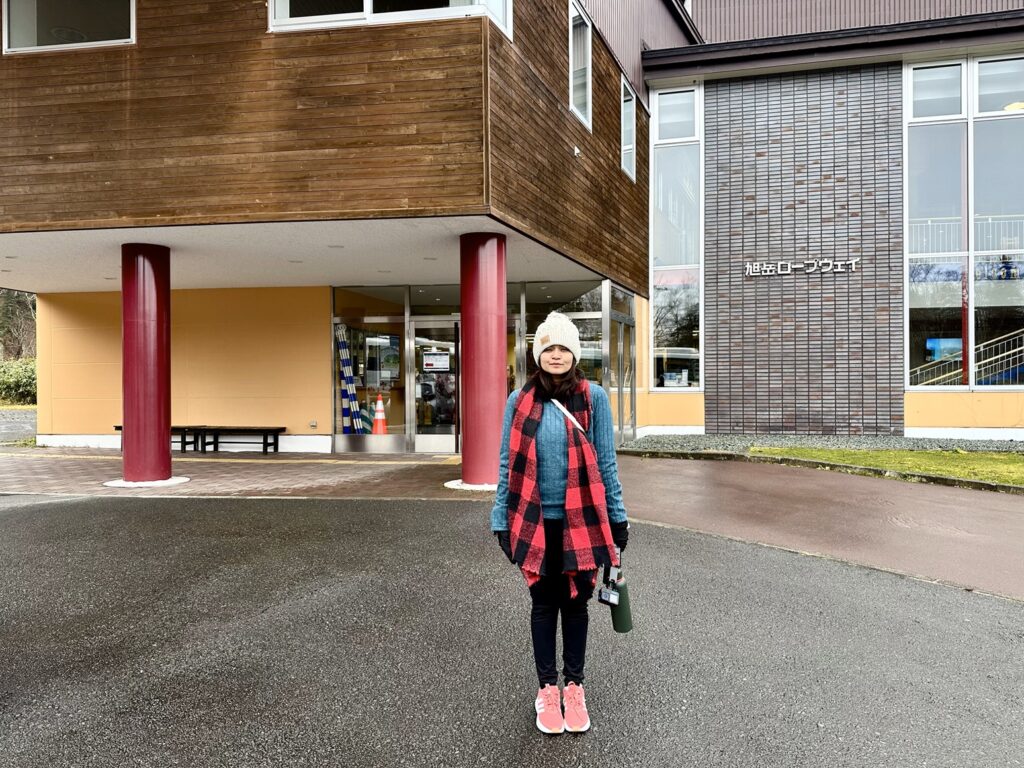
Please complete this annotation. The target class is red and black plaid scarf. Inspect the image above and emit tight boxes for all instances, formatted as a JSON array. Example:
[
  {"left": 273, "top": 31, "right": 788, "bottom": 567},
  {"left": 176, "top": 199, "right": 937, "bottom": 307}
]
[{"left": 506, "top": 378, "right": 619, "bottom": 596}]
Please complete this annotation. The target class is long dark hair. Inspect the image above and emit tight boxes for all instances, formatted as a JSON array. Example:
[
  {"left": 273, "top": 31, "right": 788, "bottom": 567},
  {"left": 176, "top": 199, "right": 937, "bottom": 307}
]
[{"left": 530, "top": 364, "right": 585, "bottom": 402}]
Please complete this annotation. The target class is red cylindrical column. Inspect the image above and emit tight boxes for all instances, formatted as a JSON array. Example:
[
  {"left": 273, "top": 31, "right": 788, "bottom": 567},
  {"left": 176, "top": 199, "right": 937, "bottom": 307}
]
[
  {"left": 460, "top": 233, "right": 507, "bottom": 485},
  {"left": 121, "top": 244, "right": 172, "bottom": 482}
]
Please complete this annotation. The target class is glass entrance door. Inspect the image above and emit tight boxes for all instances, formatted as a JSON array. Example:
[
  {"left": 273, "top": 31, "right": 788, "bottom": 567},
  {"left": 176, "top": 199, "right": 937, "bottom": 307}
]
[{"left": 410, "top": 320, "right": 459, "bottom": 453}]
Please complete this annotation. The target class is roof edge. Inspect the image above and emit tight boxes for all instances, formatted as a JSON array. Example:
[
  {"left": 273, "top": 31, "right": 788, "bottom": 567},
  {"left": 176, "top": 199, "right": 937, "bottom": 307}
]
[{"left": 643, "top": 9, "right": 1024, "bottom": 71}]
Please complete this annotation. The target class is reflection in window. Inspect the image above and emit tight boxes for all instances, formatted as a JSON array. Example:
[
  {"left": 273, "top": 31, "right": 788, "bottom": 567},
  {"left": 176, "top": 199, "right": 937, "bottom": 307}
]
[
  {"left": 978, "top": 58, "right": 1024, "bottom": 114},
  {"left": 975, "top": 254, "right": 1024, "bottom": 386},
  {"left": 6, "top": 0, "right": 131, "bottom": 50},
  {"left": 907, "top": 256, "right": 967, "bottom": 386},
  {"left": 652, "top": 268, "right": 700, "bottom": 388},
  {"left": 334, "top": 321, "right": 406, "bottom": 434},
  {"left": 653, "top": 143, "right": 700, "bottom": 267},
  {"left": 274, "top": 0, "right": 510, "bottom": 27},
  {"left": 974, "top": 119, "right": 1024, "bottom": 253},
  {"left": 907, "top": 122, "right": 966, "bottom": 254},
  {"left": 658, "top": 91, "right": 696, "bottom": 140},
  {"left": 911, "top": 64, "right": 962, "bottom": 118},
  {"left": 621, "top": 80, "right": 636, "bottom": 179},
  {"left": 569, "top": 2, "right": 592, "bottom": 124}
]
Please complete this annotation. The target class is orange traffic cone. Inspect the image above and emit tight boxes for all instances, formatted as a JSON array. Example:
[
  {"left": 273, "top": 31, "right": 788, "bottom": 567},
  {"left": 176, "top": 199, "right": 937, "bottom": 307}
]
[{"left": 372, "top": 393, "right": 388, "bottom": 435}]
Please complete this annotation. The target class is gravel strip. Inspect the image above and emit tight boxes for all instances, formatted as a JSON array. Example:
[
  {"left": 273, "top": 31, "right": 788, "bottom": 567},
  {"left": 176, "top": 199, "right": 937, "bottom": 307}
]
[{"left": 622, "top": 434, "right": 1024, "bottom": 454}]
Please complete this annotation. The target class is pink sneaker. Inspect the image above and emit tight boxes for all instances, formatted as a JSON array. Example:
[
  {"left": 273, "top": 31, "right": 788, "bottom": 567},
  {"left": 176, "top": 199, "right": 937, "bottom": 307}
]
[
  {"left": 562, "top": 683, "right": 591, "bottom": 732},
  {"left": 534, "top": 684, "right": 564, "bottom": 734}
]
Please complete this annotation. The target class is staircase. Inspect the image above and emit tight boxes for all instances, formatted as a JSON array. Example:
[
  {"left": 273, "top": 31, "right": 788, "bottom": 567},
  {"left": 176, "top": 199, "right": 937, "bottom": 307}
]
[{"left": 909, "top": 327, "right": 1024, "bottom": 386}]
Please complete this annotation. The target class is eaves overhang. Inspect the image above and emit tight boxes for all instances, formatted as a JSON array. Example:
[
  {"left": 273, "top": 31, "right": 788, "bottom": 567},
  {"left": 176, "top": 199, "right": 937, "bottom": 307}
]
[{"left": 643, "top": 9, "right": 1024, "bottom": 83}]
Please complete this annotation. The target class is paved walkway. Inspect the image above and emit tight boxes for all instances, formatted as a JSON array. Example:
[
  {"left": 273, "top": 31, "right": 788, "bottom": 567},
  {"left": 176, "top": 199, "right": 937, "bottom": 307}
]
[{"left": 1, "top": 447, "right": 1022, "bottom": 600}]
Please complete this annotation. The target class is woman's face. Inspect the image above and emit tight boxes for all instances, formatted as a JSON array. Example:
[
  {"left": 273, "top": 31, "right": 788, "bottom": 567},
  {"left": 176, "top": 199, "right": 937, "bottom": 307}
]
[{"left": 539, "top": 345, "right": 574, "bottom": 378}]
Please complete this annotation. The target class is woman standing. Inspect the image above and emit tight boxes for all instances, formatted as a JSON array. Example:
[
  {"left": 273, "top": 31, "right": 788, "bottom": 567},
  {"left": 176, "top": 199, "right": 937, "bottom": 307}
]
[{"left": 491, "top": 311, "right": 629, "bottom": 735}]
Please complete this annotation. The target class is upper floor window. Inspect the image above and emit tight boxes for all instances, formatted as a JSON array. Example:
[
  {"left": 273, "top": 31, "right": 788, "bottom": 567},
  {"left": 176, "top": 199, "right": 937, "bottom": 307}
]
[
  {"left": 271, "top": 0, "right": 511, "bottom": 36},
  {"left": 4, "top": 0, "right": 133, "bottom": 53},
  {"left": 568, "top": 0, "right": 592, "bottom": 127},
  {"left": 621, "top": 76, "right": 636, "bottom": 180}
]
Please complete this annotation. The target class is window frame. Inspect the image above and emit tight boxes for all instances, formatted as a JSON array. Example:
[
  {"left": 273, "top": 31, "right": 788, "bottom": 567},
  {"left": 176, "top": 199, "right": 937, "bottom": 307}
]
[
  {"left": 907, "top": 59, "right": 968, "bottom": 123},
  {"left": 620, "top": 74, "right": 637, "bottom": 181},
  {"left": 567, "top": 0, "right": 593, "bottom": 130},
  {"left": 268, "top": 0, "right": 513, "bottom": 40},
  {"left": 974, "top": 53, "right": 1024, "bottom": 119},
  {"left": 2, "top": 0, "right": 136, "bottom": 54},
  {"left": 649, "top": 85, "right": 704, "bottom": 393},
  {"left": 903, "top": 55, "right": 1024, "bottom": 393}
]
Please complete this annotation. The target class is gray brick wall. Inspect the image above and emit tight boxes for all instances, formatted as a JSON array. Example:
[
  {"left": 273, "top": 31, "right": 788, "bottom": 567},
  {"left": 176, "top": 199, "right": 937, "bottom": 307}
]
[{"left": 703, "top": 65, "right": 905, "bottom": 435}]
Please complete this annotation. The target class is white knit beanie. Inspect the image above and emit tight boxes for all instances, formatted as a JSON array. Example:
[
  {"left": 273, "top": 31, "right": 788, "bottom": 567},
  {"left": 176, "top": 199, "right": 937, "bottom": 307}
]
[{"left": 532, "top": 311, "right": 582, "bottom": 365}]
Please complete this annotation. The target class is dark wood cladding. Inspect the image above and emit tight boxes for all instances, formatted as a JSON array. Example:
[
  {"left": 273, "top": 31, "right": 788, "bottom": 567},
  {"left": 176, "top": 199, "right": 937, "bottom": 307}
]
[
  {"left": 692, "top": 0, "right": 1024, "bottom": 42},
  {"left": 0, "top": 2, "right": 487, "bottom": 232},
  {"left": 486, "top": 3, "right": 650, "bottom": 295}
]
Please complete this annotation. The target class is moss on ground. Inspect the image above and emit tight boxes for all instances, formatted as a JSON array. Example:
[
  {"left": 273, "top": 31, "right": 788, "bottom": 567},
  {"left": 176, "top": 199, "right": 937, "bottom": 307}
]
[{"left": 749, "top": 447, "right": 1024, "bottom": 487}]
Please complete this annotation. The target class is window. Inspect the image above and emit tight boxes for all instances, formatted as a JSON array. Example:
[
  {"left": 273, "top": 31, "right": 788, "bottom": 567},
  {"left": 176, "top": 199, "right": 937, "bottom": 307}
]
[
  {"left": 906, "top": 58, "right": 1024, "bottom": 388},
  {"left": 651, "top": 89, "right": 701, "bottom": 389},
  {"left": 4, "top": 0, "right": 133, "bottom": 52},
  {"left": 568, "top": 1, "right": 592, "bottom": 127},
  {"left": 621, "top": 77, "right": 636, "bottom": 180},
  {"left": 271, "top": 0, "right": 511, "bottom": 35}
]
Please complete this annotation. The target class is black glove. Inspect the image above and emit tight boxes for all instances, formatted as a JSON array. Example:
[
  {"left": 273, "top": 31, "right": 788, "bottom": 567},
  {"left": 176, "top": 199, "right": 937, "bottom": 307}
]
[
  {"left": 610, "top": 521, "right": 629, "bottom": 553},
  {"left": 495, "top": 530, "right": 514, "bottom": 563}
]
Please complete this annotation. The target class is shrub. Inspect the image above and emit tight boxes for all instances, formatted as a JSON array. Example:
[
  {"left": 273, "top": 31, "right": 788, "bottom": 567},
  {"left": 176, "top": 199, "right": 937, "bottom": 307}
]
[{"left": 0, "top": 358, "right": 36, "bottom": 405}]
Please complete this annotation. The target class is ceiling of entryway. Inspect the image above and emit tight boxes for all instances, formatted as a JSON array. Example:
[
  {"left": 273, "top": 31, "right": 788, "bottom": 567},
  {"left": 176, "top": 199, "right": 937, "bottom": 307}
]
[{"left": 0, "top": 216, "right": 601, "bottom": 294}]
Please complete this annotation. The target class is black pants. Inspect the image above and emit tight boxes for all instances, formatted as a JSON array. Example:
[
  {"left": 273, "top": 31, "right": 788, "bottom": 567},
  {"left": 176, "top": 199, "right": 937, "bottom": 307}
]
[{"left": 530, "top": 519, "right": 595, "bottom": 687}]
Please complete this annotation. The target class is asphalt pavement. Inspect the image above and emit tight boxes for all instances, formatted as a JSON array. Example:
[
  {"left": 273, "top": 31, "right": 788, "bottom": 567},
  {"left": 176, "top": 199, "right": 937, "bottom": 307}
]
[{"left": 0, "top": 495, "right": 1021, "bottom": 768}]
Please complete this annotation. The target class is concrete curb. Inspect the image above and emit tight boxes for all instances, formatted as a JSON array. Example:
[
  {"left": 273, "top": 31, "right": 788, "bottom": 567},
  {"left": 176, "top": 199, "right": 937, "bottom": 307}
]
[{"left": 617, "top": 448, "right": 1024, "bottom": 496}]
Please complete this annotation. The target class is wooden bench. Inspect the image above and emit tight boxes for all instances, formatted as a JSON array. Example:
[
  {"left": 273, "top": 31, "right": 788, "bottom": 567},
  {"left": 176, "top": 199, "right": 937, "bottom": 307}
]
[
  {"left": 114, "top": 425, "right": 204, "bottom": 453},
  {"left": 198, "top": 426, "right": 287, "bottom": 454}
]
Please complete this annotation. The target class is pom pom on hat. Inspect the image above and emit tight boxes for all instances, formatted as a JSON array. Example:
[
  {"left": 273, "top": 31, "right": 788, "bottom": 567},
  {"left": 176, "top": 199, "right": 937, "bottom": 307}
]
[{"left": 533, "top": 311, "right": 582, "bottom": 365}]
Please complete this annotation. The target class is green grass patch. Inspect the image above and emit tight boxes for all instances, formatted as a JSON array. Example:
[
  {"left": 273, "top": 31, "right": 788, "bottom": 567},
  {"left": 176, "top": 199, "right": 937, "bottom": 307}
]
[
  {"left": 749, "top": 447, "right": 1024, "bottom": 487},
  {"left": 0, "top": 402, "right": 37, "bottom": 410}
]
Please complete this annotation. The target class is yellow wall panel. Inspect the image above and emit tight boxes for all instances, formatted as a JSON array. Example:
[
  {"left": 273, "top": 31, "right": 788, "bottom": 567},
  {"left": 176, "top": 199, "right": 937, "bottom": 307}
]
[
  {"left": 37, "top": 287, "right": 333, "bottom": 436},
  {"left": 905, "top": 391, "right": 1024, "bottom": 428},
  {"left": 51, "top": 399, "right": 122, "bottom": 434},
  {"left": 639, "top": 391, "right": 705, "bottom": 426}
]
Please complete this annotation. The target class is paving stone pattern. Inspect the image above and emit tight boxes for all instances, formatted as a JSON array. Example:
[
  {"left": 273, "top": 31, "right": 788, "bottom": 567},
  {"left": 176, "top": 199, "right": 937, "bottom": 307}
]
[{"left": 704, "top": 65, "right": 905, "bottom": 435}]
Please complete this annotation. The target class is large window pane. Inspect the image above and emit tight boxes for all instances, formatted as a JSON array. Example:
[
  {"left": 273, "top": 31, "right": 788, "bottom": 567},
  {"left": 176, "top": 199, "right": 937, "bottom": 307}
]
[
  {"left": 621, "top": 82, "right": 636, "bottom": 178},
  {"left": 908, "top": 256, "right": 967, "bottom": 386},
  {"left": 974, "top": 118, "right": 1024, "bottom": 253},
  {"left": 284, "top": 0, "right": 362, "bottom": 19},
  {"left": 653, "top": 143, "right": 700, "bottom": 267},
  {"left": 7, "top": 0, "right": 131, "bottom": 49},
  {"left": 658, "top": 91, "right": 696, "bottom": 140},
  {"left": 978, "top": 58, "right": 1024, "bottom": 114},
  {"left": 912, "top": 65, "right": 962, "bottom": 118},
  {"left": 974, "top": 253, "right": 1024, "bottom": 386},
  {"left": 653, "top": 268, "right": 700, "bottom": 388},
  {"left": 908, "top": 122, "right": 966, "bottom": 254},
  {"left": 569, "top": 3, "right": 592, "bottom": 123},
  {"left": 373, "top": 0, "right": 473, "bottom": 11},
  {"left": 334, "top": 320, "right": 406, "bottom": 434}
]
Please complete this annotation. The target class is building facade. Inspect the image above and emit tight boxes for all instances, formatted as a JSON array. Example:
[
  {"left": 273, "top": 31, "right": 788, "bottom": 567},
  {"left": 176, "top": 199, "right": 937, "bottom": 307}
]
[
  {"left": 0, "top": 0, "right": 697, "bottom": 480},
  {"left": 642, "top": 6, "right": 1024, "bottom": 438}
]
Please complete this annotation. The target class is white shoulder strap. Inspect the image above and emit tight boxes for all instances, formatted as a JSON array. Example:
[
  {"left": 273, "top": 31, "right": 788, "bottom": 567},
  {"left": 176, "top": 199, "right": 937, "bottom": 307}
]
[{"left": 551, "top": 398, "right": 586, "bottom": 434}]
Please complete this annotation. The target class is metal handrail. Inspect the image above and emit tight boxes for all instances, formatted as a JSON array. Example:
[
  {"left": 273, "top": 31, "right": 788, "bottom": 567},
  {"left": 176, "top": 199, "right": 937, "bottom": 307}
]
[{"left": 909, "top": 326, "right": 1024, "bottom": 386}]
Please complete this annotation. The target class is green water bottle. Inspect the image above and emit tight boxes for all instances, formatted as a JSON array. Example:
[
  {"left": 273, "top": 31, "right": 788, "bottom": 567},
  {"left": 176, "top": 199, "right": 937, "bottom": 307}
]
[{"left": 610, "top": 567, "right": 633, "bottom": 634}]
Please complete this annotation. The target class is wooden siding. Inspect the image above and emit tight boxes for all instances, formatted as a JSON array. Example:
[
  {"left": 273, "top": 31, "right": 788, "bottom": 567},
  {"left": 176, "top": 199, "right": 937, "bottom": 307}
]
[
  {"left": 0, "top": 3, "right": 487, "bottom": 232},
  {"left": 579, "top": 0, "right": 693, "bottom": 99},
  {"left": 692, "top": 0, "right": 1024, "bottom": 42},
  {"left": 486, "top": 3, "right": 650, "bottom": 295}
]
